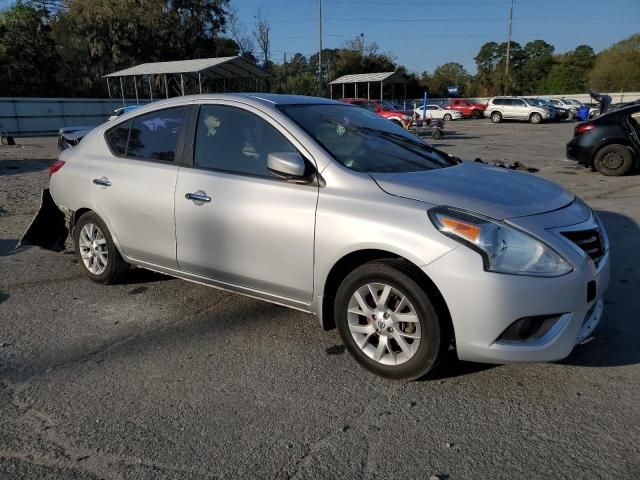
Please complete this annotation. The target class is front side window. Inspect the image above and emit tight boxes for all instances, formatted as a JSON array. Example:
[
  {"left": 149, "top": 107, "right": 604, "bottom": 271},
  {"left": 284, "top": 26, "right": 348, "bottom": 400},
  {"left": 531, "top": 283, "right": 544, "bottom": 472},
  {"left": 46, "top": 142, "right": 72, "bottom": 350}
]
[
  {"left": 193, "top": 105, "right": 297, "bottom": 177},
  {"left": 279, "top": 104, "right": 457, "bottom": 173},
  {"left": 105, "top": 107, "right": 185, "bottom": 161}
]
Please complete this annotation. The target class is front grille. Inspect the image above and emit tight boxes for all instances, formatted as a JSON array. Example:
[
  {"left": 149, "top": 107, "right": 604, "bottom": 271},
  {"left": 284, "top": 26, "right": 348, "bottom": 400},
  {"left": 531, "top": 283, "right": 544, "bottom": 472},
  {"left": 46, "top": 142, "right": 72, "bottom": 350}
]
[{"left": 562, "top": 227, "right": 605, "bottom": 266}]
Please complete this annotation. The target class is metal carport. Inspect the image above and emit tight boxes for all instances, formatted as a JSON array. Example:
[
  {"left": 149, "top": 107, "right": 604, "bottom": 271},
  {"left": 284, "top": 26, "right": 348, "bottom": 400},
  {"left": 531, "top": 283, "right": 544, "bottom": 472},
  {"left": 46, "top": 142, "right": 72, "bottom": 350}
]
[
  {"left": 328, "top": 71, "right": 406, "bottom": 102},
  {"left": 104, "top": 56, "right": 273, "bottom": 105}
]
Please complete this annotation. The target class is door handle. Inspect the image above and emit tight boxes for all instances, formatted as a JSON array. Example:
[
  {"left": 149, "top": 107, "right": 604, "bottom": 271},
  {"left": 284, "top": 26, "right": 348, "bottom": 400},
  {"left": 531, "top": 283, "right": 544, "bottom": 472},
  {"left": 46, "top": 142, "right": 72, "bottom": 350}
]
[
  {"left": 92, "top": 177, "right": 111, "bottom": 187},
  {"left": 185, "top": 191, "right": 211, "bottom": 203}
]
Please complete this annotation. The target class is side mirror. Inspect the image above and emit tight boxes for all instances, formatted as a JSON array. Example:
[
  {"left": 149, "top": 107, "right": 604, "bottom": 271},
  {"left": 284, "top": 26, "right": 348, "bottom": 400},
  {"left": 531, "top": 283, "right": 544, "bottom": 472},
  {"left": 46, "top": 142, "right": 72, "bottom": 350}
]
[{"left": 267, "top": 152, "right": 306, "bottom": 178}]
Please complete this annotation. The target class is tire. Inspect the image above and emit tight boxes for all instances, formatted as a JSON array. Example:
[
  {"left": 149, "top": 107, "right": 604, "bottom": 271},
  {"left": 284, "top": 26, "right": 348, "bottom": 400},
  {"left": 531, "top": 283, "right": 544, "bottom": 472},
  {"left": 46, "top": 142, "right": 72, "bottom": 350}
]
[
  {"left": 529, "top": 112, "right": 542, "bottom": 124},
  {"left": 431, "top": 129, "right": 442, "bottom": 140},
  {"left": 334, "top": 260, "right": 446, "bottom": 381},
  {"left": 471, "top": 110, "right": 482, "bottom": 119},
  {"left": 443, "top": 113, "right": 452, "bottom": 121},
  {"left": 593, "top": 144, "right": 634, "bottom": 176},
  {"left": 74, "top": 211, "right": 129, "bottom": 284},
  {"left": 567, "top": 110, "right": 575, "bottom": 121},
  {"left": 490, "top": 111, "right": 502, "bottom": 123}
]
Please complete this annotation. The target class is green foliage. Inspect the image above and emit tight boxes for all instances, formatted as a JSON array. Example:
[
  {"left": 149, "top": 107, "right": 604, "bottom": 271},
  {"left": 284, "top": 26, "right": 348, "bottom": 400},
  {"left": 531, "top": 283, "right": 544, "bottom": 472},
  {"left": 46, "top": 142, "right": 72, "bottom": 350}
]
[
  {"left": 539, "top": 45, "right": 595, "bottom": 94},
  {"left": 0, "top": 0, "right": 58, "bottom": 96},
  {"left": 590, "top": 34, "right": 640, "bottom": 91}
]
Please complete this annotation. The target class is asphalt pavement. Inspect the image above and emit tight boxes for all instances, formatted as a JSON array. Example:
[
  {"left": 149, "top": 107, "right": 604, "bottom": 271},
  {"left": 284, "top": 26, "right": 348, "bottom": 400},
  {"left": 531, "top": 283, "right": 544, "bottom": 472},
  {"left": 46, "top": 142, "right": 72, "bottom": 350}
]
[{"left": 1, "top": 120, "right": 639, "bottom": 479}]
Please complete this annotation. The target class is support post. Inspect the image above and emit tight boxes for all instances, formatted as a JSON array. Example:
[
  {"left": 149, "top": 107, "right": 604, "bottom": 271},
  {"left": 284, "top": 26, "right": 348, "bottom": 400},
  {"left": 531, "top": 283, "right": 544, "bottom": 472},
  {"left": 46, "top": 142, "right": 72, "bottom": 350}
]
[
  {"left": 164, "top": 75, "right": 169, "bottom": 98},
  {"left": 119, "top": 77, "right": 125, "bottom": 107},
  {"left": 355, "top": 82, "right": 357, "bottom": 98},
  {"left": 180, "top": 74, "right": 185, "bottom": 96},
  {"left": 148, "top": 76, "right": 153, "bottom": 101},
  {"left": 367, "top": 82, "right": 370, "bottom": 99},
  {"left": 106, "top": 78, "right": 112, "bottom": 110},
  {"left": 134, "top": 76, "right": 139, "bottom": 104},
  {"left": 330, "top": 84, "right": 333, "bottom": 99},
  {"left": 342, "top": 83, "right": 345, "bottom": 98},
  {"left": 380, "top": 81, "right": 383, "bottom": 101},
  {"left": 223, "top": 77, "right": 226, "bottom": 93},
  {"left": 198, "top": 72, "right": 202, "bottom": 94}
]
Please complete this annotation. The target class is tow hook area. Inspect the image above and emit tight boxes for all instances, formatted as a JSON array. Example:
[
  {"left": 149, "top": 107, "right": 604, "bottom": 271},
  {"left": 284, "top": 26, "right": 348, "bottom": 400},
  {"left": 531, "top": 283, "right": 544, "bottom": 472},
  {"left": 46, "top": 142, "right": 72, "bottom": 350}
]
[{"left": 16, "top": 188, "right": 69, "bottom": 252}]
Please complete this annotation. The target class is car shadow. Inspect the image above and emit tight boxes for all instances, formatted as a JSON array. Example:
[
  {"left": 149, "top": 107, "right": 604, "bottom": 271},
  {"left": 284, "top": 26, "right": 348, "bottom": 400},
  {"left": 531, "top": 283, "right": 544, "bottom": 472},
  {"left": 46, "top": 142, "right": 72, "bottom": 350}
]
[
  {"left": 560, "top": 209, "right": 640, "bottom": 368},
  {"left": 0, "top": 239, "right": 19, "bottom": 257},
  {"left": 0, "top": 159, "right": 51, "bottom": 176},
  {"left": 118, "top": 267, "right": 175, "bottom": 285}
]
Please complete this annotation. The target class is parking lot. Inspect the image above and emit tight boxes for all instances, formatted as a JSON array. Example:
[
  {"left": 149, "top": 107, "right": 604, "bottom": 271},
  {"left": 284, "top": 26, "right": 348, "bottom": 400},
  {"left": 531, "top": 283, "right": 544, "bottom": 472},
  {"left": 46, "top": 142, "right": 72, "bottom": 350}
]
[{"left": 1, "top": 120, "right": 639, "bottom": 479}]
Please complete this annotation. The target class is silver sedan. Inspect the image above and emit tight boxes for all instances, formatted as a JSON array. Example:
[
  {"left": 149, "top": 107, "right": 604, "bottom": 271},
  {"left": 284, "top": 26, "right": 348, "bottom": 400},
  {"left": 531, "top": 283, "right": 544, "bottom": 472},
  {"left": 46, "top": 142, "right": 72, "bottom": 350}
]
[{"left": 27, "top": 93, "right": 610, "bottom": 380}]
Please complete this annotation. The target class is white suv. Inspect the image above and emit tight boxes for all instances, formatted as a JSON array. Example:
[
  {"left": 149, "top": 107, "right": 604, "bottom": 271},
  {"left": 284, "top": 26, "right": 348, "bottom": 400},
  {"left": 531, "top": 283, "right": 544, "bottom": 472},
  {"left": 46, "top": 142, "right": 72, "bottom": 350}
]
[{"left": 484, "top": 97, "right": 553, "bottom": 124}]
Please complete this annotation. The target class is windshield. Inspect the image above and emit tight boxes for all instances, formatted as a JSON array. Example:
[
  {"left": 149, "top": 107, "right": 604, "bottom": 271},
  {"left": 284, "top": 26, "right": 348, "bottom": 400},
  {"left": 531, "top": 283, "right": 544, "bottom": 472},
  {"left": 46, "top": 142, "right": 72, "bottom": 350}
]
[{"left": 279, "top": 104, "right": 457, "bottom": 173}]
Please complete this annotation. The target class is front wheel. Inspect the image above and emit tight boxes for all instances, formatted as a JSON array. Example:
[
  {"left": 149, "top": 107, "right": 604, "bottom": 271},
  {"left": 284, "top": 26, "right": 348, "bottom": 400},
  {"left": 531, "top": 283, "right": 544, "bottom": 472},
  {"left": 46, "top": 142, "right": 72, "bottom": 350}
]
[
  {"left": 443, "top": 113, "right": 452, "bottom": 121},
  {"left": 593, "top": 144, "right": 634, "bottom": 176},
  {"left": 334, "top": 261, "right": 446, "bottom": 381},
  {"left": 74, "top": 212, "right": 129, "bottom": 284}
]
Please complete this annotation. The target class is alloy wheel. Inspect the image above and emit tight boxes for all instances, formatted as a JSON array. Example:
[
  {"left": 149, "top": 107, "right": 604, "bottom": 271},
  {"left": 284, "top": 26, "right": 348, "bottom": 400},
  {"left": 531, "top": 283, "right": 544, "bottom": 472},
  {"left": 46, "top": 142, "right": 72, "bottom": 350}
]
[
  {"left": 347, "top": 283, "right": 421, "bottom": 366},
  {"left": 78, "top": 222, "right": 108, "bottom": 275}
]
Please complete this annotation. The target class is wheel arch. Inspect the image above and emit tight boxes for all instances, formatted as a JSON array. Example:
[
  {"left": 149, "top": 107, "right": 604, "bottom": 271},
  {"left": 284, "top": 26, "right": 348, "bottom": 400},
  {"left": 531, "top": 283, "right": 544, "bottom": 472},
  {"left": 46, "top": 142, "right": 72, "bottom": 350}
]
[
  {"left": 319, "top": 249, "right": 454, "bottom": 345},
  {"left": 70, "top": 207, "right": 128, "bottom": 260}
]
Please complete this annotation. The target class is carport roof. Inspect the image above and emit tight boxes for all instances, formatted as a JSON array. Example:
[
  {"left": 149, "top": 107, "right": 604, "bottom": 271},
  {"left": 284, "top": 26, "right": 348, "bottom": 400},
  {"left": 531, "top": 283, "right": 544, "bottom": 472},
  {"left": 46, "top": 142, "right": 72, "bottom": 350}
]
[
  {"left": 104, "top": 56, "right": 272, "bottom": 79},
  {"left": 329, "top": 71, "right": 405, "bottom": 85}
]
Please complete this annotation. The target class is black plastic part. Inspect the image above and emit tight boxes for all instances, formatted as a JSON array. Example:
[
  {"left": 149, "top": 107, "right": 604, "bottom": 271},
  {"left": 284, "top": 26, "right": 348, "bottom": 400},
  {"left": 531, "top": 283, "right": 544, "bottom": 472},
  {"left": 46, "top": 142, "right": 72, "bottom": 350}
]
[
  {"left": 16, "top": 188, "right": 68, "bottom": 252},
  {"left": 587, "top": 280, "right": 597, "bottom": 303},
  {"left": 497, "top": 314, "right": 563, "bottom": 342}
]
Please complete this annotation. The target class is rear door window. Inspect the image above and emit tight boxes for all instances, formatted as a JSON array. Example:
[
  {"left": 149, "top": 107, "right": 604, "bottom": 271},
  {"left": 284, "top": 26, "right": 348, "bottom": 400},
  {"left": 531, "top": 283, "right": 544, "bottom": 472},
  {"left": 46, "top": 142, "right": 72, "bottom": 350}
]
[
  {"left": 127, "top": 107, "right": 185, "bottom": 161},
  {"left": 105, "top": 120, "right": 131, "bottom": 156},
  {"left": 105, "top": 107, "right": 186, "bottom": 161}
]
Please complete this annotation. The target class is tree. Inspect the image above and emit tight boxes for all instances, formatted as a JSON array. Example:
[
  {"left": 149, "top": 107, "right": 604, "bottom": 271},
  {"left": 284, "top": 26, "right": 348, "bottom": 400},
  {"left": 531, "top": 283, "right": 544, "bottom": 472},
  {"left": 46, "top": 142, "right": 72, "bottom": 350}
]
[
  {"left": 429, "top": 62, "right": 468, "bottom": 97},
  {"left": 0, "top": 0, "right": 59, "bottom": 96},
  {"left": 540, "top": 45, "right": 595, "bottom": 94},
  {"left": 520, "top": 40, "right": 555, "bottom": 94},
  {"left": 590, "top": 34, "right": 640, "bottom": 91},
  {"left": 253, "top": 8, "right": 270, "bottom": 67}
]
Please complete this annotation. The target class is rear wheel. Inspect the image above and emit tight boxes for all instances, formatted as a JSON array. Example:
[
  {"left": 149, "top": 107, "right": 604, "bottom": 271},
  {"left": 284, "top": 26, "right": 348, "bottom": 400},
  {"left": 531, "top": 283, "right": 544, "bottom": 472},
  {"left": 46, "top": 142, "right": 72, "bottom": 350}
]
[
  {"left": 490, "top": 111, "right": 502, "bottom": 123},
  {"left": 529, "top": 112, "right": 542, "bottom": 124},
  {"left": 471, "top": 110, "right": 482, "bottom": 119},
  {"left": 443, "top": 113, "right": 452, "bottom": 121},
  {"left": 74, "top": 212, "right": 129, "bottom": 284},
  {"left": 390, "top": 119, "right": 403, "bottom": 128},
  {"left": 593, "top": 144, "right": 634, "bottom": 176},
  {"left": 567, "top": 110, "right": 575, "bottom": 120},
  {"left": 334, "top": 261, "right": 446, "bottom": 381}
]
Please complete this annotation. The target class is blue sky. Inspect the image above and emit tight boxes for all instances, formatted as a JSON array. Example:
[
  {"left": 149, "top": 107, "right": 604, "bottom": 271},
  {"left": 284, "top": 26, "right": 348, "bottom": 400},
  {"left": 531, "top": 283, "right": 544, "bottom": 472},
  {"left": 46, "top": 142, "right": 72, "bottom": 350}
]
[
  {"left": 1, "top": 0, "right": 638, "bottom": 74},
  {"left": 232, "top": 0, "right": 640, "bottom": 73}
]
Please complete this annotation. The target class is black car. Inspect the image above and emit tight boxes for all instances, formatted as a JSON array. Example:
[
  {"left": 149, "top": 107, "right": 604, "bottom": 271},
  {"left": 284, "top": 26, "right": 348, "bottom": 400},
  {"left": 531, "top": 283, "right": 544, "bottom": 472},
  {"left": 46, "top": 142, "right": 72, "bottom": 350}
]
[{"left": 566, "top": 103, "right": 640, "bottom": 176}]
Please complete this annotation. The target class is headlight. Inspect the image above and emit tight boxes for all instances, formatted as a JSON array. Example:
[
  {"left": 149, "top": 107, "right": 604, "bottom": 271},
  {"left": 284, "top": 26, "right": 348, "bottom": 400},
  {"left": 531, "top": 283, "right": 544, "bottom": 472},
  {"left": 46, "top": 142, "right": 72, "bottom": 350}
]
[
  {"left": 401, "top": 114, "right": 411, "bottom": 120},
  {"left": 429, "top": 206, "right": 573, "bottom": 277}
]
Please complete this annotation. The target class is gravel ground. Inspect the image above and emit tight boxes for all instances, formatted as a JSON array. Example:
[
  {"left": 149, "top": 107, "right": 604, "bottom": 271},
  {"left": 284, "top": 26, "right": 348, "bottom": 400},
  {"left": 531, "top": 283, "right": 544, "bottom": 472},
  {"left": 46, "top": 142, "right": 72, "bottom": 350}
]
[{"left": 1, "top": 120, "right": 639, "bottom": 480}]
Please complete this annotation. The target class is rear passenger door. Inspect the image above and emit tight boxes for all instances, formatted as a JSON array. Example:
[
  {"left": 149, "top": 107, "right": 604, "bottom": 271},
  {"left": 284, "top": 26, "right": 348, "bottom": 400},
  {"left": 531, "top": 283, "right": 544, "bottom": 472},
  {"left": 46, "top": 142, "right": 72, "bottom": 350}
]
[
  {"left": 510, "top": 99, "right": 527, "bottom": 119},
  {"left": 95, "top": 106, "right": 187, "bottom": 268}
]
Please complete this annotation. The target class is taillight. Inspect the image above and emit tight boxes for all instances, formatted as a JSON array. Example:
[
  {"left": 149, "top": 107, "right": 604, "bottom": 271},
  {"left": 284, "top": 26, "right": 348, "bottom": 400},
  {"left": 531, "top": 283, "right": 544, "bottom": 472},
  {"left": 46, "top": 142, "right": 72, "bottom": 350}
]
[
  {"left": 574, "top": 122, "right": 595, "bottom": 136},
  {"left": 49, "top": 160, "right": 65, "bottom": 177}
]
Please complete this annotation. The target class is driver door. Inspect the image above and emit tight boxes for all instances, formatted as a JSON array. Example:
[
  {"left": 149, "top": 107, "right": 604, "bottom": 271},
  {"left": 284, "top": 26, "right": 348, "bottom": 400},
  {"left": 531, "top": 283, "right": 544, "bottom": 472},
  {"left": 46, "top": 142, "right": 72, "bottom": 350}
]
[{"left": 174, "top": 103, "right": 319, "bottom": 303}]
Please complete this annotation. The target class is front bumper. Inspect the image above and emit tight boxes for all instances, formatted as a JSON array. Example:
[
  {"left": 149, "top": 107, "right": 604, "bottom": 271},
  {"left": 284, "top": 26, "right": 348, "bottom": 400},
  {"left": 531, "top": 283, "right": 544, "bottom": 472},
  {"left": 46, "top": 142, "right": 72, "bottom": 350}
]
[{"left": 422, "top": 215, "right": 610, "bottom": 364}]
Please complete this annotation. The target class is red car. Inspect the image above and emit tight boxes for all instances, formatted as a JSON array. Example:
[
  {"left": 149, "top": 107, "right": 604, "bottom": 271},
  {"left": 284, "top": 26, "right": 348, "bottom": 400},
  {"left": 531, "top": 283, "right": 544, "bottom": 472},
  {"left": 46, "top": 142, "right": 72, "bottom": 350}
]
[
  {"left": 339, "top": 98, "right": 413, "bottom": 129},
  {"left": 446, "top": 99, "right": 487, "bottom": 119}
]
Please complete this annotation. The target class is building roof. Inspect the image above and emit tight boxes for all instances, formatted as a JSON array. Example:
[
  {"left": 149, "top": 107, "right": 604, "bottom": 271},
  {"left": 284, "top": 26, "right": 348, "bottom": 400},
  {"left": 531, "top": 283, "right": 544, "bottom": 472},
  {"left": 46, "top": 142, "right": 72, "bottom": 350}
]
[
  {"left": 329, "top": 71, "right": 405, "bottom": 85},
  {"left": 104, "top": 56, "right": 272, "bottom": 79}
]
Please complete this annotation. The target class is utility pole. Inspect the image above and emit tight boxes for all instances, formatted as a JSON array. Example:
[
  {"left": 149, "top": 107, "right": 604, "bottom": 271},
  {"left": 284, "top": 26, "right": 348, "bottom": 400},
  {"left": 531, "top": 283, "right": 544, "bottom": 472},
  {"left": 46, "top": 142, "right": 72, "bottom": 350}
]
[
  {"left": 504, "top": 0, "right": 513, "bottom": 94},
  {"left": 318, "top": 0, "right": 323, "bottom": 96}
]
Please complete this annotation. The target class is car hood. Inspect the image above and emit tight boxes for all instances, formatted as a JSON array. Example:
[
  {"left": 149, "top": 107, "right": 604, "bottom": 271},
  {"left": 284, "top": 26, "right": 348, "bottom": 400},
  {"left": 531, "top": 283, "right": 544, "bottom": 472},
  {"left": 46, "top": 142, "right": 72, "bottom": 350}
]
[{"left": 370, "top": 161, "right": 574, "bottom": 220}]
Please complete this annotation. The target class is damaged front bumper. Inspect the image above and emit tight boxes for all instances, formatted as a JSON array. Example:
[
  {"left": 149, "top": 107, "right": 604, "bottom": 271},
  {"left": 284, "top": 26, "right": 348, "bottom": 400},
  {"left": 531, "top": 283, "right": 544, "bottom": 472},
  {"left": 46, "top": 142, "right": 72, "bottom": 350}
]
[{"left": 16, "top": 188, "right": 70, "bottom": 252}]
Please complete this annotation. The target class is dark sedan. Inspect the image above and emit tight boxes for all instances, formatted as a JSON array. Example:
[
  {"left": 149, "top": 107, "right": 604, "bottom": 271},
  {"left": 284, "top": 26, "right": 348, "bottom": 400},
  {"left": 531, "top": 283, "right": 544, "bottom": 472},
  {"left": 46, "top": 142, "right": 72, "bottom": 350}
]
[{"left": 566, "top": 104, "right": 640, "bottom": 176}]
